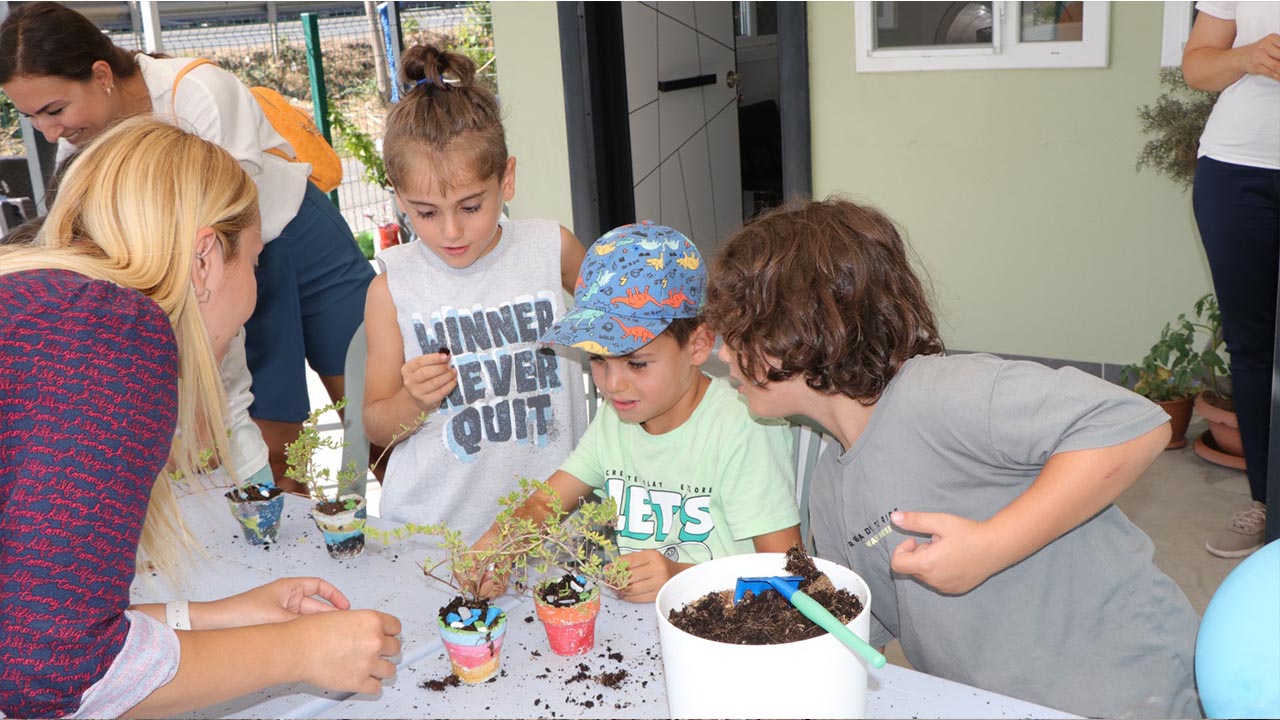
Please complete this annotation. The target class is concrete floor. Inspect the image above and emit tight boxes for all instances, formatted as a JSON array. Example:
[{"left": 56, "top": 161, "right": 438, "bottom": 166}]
[{"left": 882, "top": 415, "right": 1251, "bottom": 669}]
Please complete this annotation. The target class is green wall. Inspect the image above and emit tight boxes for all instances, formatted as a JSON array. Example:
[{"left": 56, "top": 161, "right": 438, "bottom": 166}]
[
  {"left": 491, "top": 2, "right": 576, "bottom": 234},
  {"left": 809, "top": 1, "right": 1212, "bottom": 365}
]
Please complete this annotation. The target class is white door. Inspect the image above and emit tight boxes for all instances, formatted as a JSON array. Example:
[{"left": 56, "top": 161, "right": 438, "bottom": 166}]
[{"left": 620, "top": 1, "right": 742, "bottom": 260}]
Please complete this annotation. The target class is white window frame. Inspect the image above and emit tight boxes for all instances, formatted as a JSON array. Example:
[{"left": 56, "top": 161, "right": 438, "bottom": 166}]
[
  {"left": 1161, "top": 1, "right": 1195, "bottom": 67},
  {"left": 854, "top": 1, "right": 1111, "bottom": 73}
]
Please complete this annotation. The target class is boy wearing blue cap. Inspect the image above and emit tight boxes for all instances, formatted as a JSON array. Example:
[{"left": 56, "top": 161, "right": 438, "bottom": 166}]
[{"left": 471, "top": 222, "right": 802, "bottom": 603}]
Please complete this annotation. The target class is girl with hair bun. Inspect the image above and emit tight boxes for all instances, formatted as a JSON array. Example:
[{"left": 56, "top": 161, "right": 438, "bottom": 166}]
[{"left": 363, "top": 45, "right": 589, "bottom": 543}]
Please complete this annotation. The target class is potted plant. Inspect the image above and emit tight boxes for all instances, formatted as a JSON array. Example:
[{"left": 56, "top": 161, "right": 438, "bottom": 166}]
[
  {"left": 655, "top": 547, "right": 873, "bottom": 718},
  {"left": 285, "top": 399, "right": 370, "bottom": 559},
  {"left": 411, "top": 479, "right": 629, "bottom": 673},
  {"left": 224, "top": 481, "right": 285, "bottom": 545},
  {"left": 329, "top": 108, "right": 402, "bottom": 250},
  {"left": 1122, "top": 308, "right": 1206, "bottom": 449},
  {"left": 1136, "top": 67, "right": 1219, "bottom": 191},
  {"left": 1188, "top": 294, "right": 1244, "bottom": 469}
]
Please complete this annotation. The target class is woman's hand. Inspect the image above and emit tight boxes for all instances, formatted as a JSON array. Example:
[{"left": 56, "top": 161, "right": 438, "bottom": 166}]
[
  {"left": 401, "top": 352, "right": 457, "bottom": 412},
  {"left": 194, "top": 577, "right": 351, "bottom": 629},
  {"left": 1234, "top": 33, "right": 1280, "bottom": 83}
]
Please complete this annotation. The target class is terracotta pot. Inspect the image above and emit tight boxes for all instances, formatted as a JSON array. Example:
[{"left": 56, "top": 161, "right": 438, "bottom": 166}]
[
  {"left": 1156, "top": 396, "right": 1195, "bottom": 450},
  {"left": 1194, "top": 431, "right": 1247, "bottom": 471},
  {"left": 377, "top": 223, "right": 401, "bottom": 250},
  {"left": 1195, "top": 392, "right": 1245, "bottom": 458},
  {"left": 437, "top": 608, "right": 507, "bottom": 683},
  {"left": 534, "top": 585, "right": 601, "bottom": 656}
]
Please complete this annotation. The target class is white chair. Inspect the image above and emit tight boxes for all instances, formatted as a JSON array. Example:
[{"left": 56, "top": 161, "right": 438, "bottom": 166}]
[
  {"left": 340, "top": 322, "right": 370, "bottom": 498},
  {"left": 790, "top": 417, "right": 832, "bottom": 555}
]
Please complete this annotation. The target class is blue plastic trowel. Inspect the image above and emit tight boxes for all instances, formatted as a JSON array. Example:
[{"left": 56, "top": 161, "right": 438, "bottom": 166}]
[{"left": 734, "top": 575, "right": 887, "bottom": 668}]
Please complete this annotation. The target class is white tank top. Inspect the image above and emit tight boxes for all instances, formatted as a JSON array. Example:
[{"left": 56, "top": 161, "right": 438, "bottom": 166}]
[{"left": 377, "top": 218, "right": 590, "bottom": 542}]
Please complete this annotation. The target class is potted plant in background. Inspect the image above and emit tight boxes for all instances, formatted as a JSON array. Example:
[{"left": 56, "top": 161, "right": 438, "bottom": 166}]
[
  {"left": 329, "top": 108, "right": 402, "bottom": 250},
  {"left": 285, "top": 399, "right": 369, "bottom": 559},
  {"left": 1188, "top": 294, "right": 1244, "bottom": 469},
  {"left": 413, "top": 479, "right": 628, "bottom": 677},
  {"left": 1123, "top": 309, "right": 1206, "bottom": 449},
  {"left": 1136, "top": 67, "right": 1218, "bottom": 191}
]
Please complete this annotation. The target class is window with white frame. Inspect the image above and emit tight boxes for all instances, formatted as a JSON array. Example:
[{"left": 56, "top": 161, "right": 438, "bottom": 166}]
[
  {"left": 1161, "top": 1, "right": 1196, "bottom": 67},
  {"left": 854, "top": 1, "right": 1110, "bottom": 72}
]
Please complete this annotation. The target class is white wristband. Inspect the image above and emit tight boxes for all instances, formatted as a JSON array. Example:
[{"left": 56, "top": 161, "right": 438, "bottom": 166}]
[{"left": 165, "top": 600, "right": 191, "bottom": 630}]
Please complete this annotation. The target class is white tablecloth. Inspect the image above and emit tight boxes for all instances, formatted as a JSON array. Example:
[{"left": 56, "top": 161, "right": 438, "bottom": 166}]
[{"left": 132, "top": 489, "right": 1078, "bottom": 719}]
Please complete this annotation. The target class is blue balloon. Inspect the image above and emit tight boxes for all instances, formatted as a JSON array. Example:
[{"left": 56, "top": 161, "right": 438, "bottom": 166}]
[{"left": 1196, "top": 539, "right": 1280, "bottom": 719}]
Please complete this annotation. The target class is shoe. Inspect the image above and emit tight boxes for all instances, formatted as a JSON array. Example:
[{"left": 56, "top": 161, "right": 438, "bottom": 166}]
[{"left": 1206, "top": 501, "right": 1267, "bottom": 558}]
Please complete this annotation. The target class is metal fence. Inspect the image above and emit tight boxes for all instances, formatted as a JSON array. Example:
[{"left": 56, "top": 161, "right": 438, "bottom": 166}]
[{"left": 0, "top": 1, "right": 496, "bottom": 242}]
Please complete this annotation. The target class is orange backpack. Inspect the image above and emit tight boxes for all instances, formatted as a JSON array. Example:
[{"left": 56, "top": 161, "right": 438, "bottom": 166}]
[{"left": 172, "top": 58, "right": 343, "bottom": 193}]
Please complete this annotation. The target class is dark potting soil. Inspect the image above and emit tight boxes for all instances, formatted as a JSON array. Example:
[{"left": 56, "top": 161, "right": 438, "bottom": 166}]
[
  {"left": 667, "top": 545, "right": 863, "bottom": 645},
  {"left": 437, "top": 596, "right": 503, "bottom": 632},
  {"left": 538, "top": 572, "right": 593, "bottom": 607},
  {"left": 223, "top": 483, "right": 283, "bottom": 502},
  {"left": 314, "top": 499, "right": 351, "bottom": 515}
]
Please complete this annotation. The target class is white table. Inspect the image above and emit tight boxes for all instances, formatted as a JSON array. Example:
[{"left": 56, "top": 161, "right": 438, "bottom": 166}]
[{"left": 133, "top": 489, "right": 1078, "bottom": 719}]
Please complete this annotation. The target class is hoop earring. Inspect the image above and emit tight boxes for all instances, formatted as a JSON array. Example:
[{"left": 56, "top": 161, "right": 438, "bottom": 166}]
[
  {"left": 106, "top": 85, "right": 113, "bottom": 96},
  {"left": 196, "top": 288, "right": 211, "bottom": 304}
]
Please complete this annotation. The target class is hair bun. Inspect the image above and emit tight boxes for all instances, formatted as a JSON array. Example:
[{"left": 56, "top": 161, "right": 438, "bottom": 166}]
[{"left": 400, "top": 44, "right": 476, "bottom": 89}]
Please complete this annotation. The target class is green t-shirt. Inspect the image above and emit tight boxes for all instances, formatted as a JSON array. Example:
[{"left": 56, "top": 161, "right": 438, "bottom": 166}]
[{"left": 560, "top": 375, "right": 801, "bottom": 563}]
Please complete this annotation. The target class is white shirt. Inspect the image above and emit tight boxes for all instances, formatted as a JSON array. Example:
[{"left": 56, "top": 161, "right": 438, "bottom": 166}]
[
  {"left": 138, "top": 55, "right": 311, "bottom": 241},
  {"left": 1195, "top": 1, "right": 1280, "bottom": 169}
]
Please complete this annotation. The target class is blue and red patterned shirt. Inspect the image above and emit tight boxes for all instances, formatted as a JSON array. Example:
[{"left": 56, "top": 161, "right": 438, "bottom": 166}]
[{"left": 1, "top": 268, "right": 179, "bottom": 718}]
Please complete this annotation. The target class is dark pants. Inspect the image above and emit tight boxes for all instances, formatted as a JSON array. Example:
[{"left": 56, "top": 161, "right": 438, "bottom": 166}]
[
  {"left": 245, "top": 182, "right": 376, "bottom": 423},
  {"left": 1193, "top": 157, "right": 1280, "bottom": 503}
]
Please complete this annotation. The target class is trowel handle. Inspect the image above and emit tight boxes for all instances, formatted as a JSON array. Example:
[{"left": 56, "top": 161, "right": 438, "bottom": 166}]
[{"left": 789, "top": 590, "right": 888, "bottom": 669}]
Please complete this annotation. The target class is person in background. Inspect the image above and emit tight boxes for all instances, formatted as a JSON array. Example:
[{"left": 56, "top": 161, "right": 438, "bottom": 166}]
[{"left": 1182, "top": 0, "right": 1279, "bottom": 558}]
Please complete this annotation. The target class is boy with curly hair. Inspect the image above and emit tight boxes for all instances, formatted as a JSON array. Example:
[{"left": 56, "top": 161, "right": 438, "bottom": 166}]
[{"left": 702, "top": 197, "right": 1200, "bottom": 719}]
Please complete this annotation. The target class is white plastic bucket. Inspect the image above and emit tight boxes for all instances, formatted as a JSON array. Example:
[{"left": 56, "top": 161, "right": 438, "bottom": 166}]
[{"left": 655, "top": 553, "right": 872, "bottom": 719}]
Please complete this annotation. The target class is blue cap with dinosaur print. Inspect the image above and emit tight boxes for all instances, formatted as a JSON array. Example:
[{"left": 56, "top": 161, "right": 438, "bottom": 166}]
[{"left": 540, "top": 221, "right": 705, "bottom": 357}]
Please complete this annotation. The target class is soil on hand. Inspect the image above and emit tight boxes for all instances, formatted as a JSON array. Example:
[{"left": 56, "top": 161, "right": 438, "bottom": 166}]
[
  {"left": 224, "top": 483, "right": 283, "bottom": 502},
  {"left": 668, "top": 545, "right": 862, "bottom": 644}
]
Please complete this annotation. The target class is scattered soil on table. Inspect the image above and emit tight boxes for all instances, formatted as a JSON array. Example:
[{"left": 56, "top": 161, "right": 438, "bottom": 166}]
[
  {"left": 597, "top": 670, "right": 627, "bottom": 688},
  {"left": 668, "top": 545, "right": 862, "bottom": 644},
  {"left": 420, "top": 673, "right": 460, "bottom": 691}
]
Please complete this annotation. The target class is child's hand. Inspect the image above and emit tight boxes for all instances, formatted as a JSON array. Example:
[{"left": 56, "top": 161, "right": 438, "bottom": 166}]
[
  {"left": 610, "top": 550, "right": 688, "bottom": 604},
  {"left": 401, "top": 352, "right": 457, "bottom": 411},
  {"left": 888, "top": 511, "right": 1002, "bottom": 595},
  {"left": 460, "top": 528, "right": 508, "bottom": 599}
]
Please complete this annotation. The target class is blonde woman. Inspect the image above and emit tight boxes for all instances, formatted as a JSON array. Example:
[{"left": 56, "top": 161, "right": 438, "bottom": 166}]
[{"left": 0, "top": 117, "right": 400, "bottom": 719}]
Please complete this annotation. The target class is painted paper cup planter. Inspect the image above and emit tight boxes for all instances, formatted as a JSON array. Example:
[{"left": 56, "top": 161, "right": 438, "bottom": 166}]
[
  {"left": 655, "top": 552, "right": 873, "bottom": 719},
  {"left": 437, "top": 600, "right": 508, "bottom": 683},
  {"left": 534, "top": 574, "right": 602, "bottom": 656},
  {"left": 310, "top": 494, "right": 367, "bottom": 559},
  {"left": 224, "top": 483, "right": 284, "bottom": 545}
]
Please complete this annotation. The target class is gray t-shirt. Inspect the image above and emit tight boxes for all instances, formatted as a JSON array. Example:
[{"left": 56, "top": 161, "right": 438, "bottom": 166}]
[
  {"left": 810, "top": 354, "right": 1201, "bottom": 719},
  {"left": 378, "top": 219, "right": 589, "bottom": 543}
]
